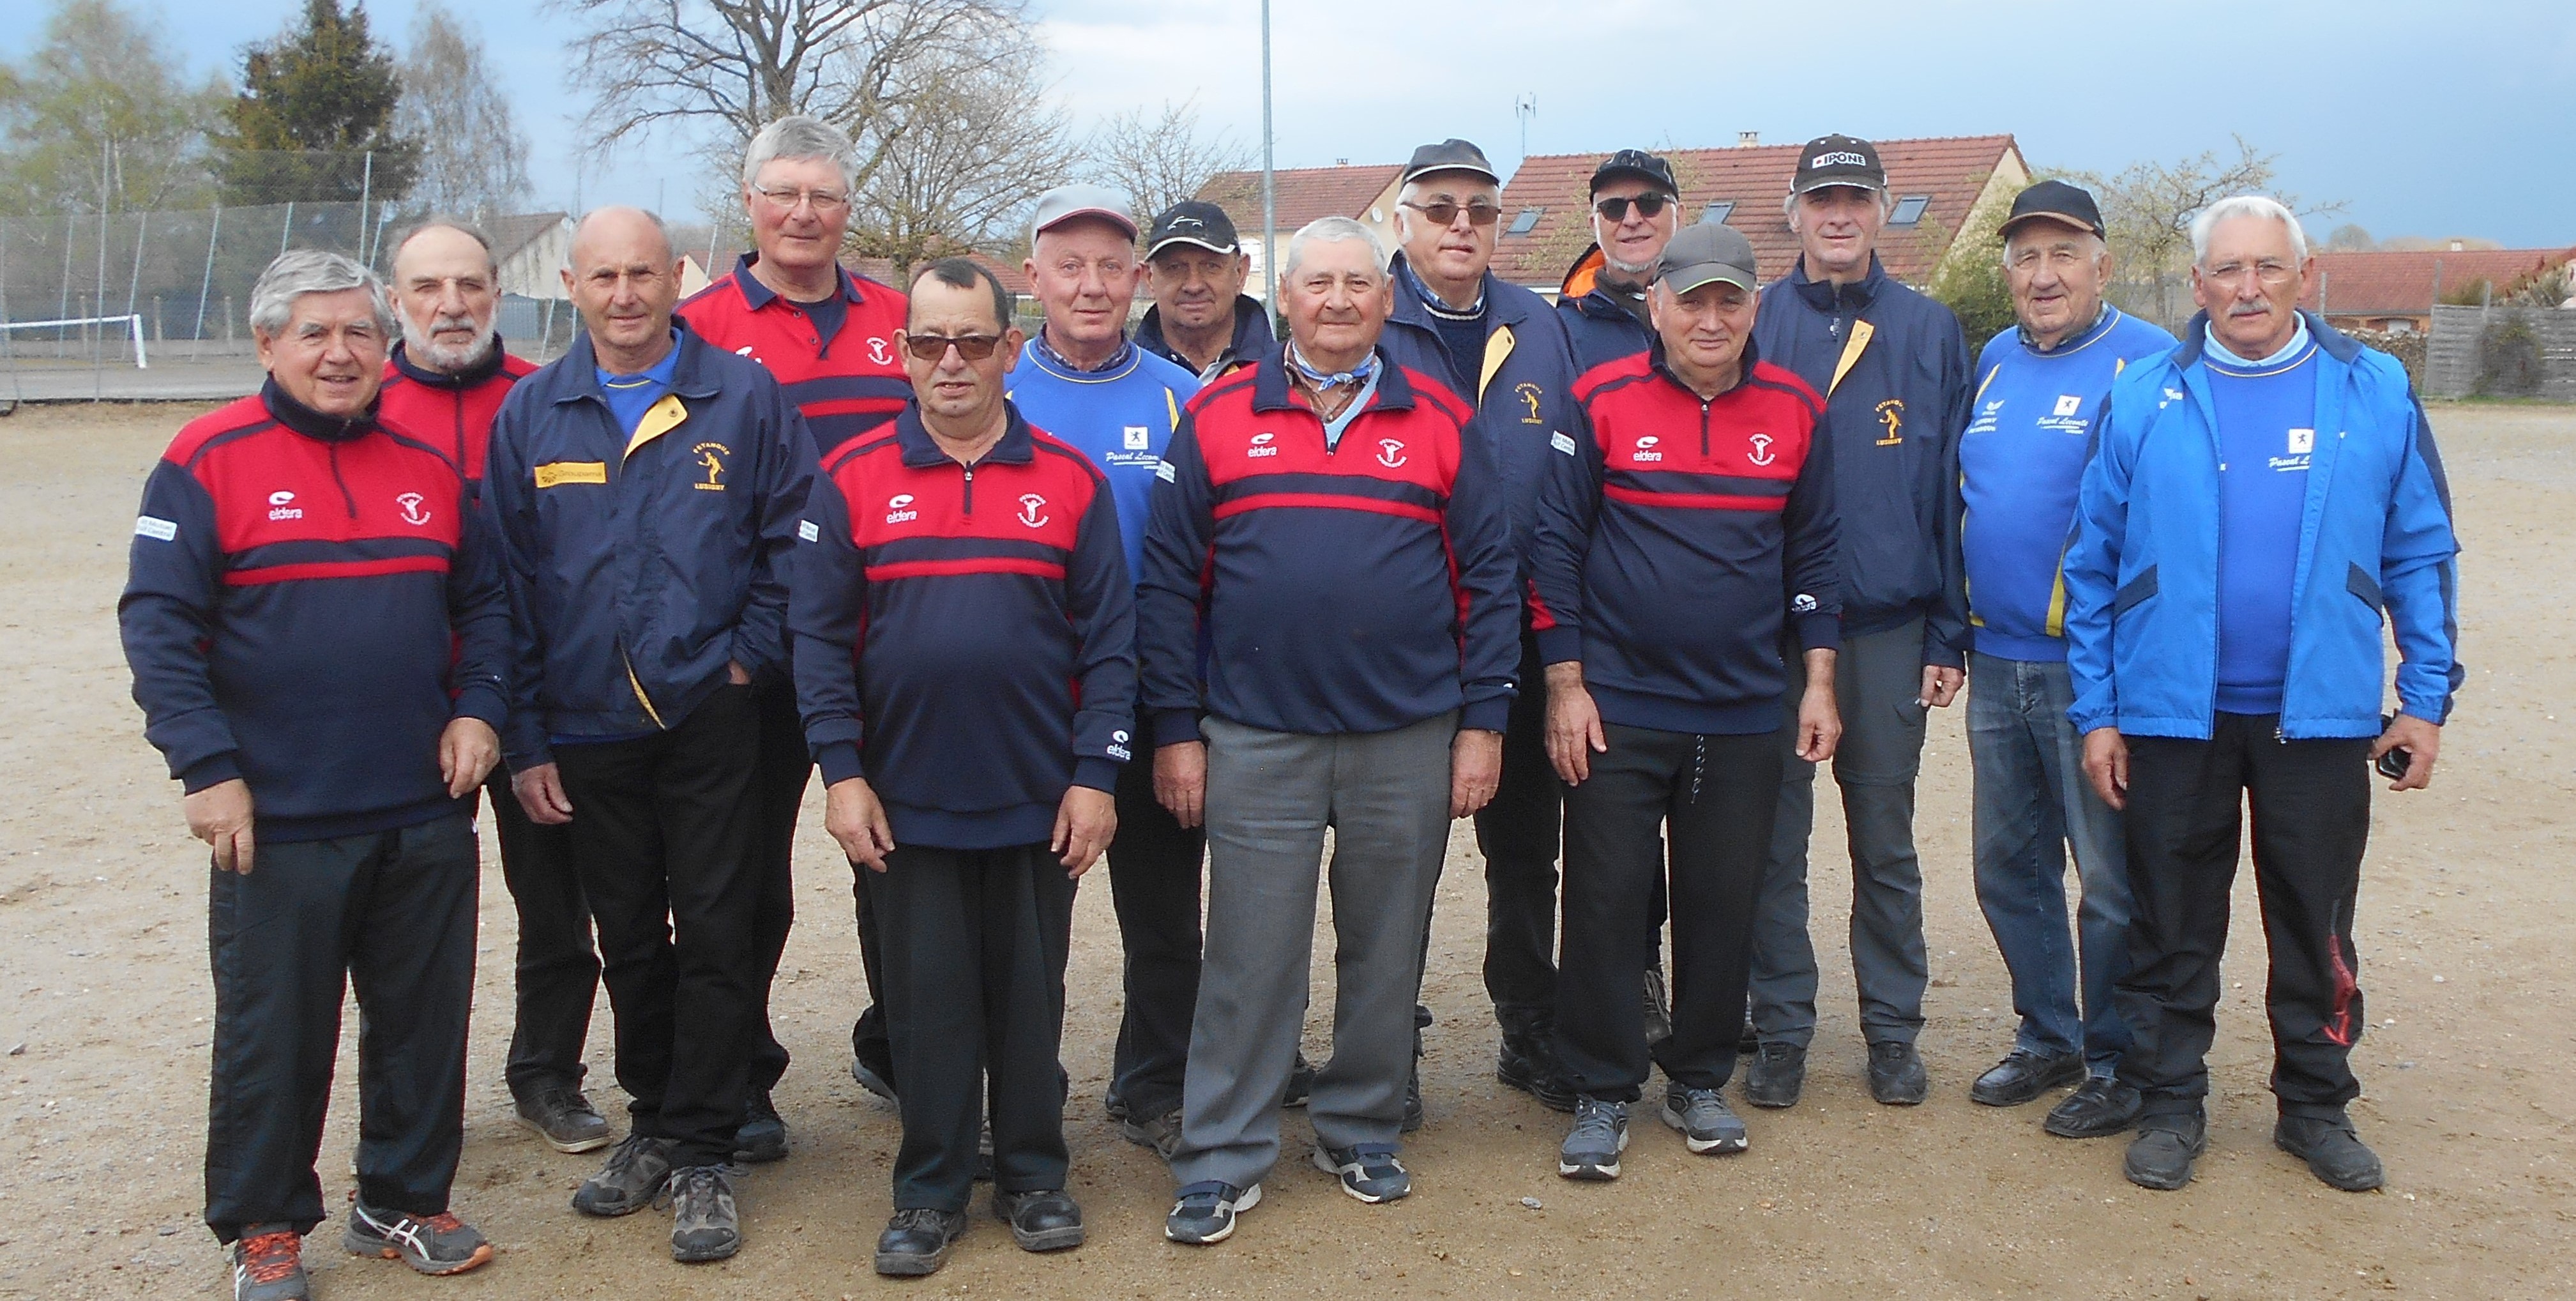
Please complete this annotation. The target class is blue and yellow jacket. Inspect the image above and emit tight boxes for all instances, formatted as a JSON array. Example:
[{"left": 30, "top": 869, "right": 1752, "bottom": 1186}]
[
  {"left": 1554, "top": 245, "right": 1655, "bottom": 375},
  {"left": 2063, "top": 312, "right": 2462, "bottom": 739}
]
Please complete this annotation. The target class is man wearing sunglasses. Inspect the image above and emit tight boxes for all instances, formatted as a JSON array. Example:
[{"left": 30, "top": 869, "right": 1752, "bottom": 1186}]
[
  {"left": 1378, "top": 137, "right": 1586, "bottom": 1120},
  {"left": 1556, "top": 150, "right": 1684, "bottom": 373},
  {"left": 679, "top": 116, "right": 914, "bottom": 1152}
]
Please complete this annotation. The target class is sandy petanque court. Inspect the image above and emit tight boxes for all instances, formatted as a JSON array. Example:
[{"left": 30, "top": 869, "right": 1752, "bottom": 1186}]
[{"left": 0, "top": 400, "right": 2568, "bottom": 1299}]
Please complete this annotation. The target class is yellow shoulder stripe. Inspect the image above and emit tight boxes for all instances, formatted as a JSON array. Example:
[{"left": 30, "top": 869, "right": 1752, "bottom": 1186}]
[
  {"left": 1478, "top": 325, "right": 1517, "bottom": 402},
  {"left": 626, "top": 394, "right": 688, "bottom": 460},
  {"left": 1828, "top": 319, "right": 1875, "bottom": 398}
]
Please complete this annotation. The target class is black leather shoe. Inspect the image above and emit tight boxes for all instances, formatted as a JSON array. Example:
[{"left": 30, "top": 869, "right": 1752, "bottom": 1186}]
[
  {"left": 2124, "top": 1111, "right": 2208, "bottom": 1191},
  {"left": 2275, "top": 1115, "right": 2384, "bottom": 1191},
  {"left": 1867, "top": 1041, "right": 1929, "bottom": 1106},
  {"left": 1971, "top": 1049, "right": 2086, "bottom": 1107},
  {"left": 1743, "top": 1042, "right": 1807, "bottom": 1109},
  {"left": 732, "top": 1088, "right": 787, "bottom": 1164},
  {"left": 2044, "top": 1077, "right": 2142, "bottom": 1138},
  {"left": 1401, "top": 1063, "right": 1425, "bottom": 1132},
  {"left": 1497, "top": 1031, "right": 1577, "bottom": 1113},
  {"left": 874, "top": 1208, "right": 971, "bottom": 1276},
  {"left": 992, "top": 1189, "right": 1086, "bottom": 1251}
]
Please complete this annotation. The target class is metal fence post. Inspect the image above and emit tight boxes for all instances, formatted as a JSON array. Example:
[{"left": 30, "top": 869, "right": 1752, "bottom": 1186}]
[{"left": 192, "top": 205, "right": 222, "bottom": 356}]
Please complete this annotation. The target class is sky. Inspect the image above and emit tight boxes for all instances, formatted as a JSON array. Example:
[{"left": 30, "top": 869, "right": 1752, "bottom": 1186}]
[{"left": 6, "top": 0, "right": 2573, "bottom": 247}]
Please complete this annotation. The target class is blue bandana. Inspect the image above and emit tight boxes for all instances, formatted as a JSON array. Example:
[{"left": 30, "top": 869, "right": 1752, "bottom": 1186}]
[{"left": 1286, "top": 339, "right": 1377, "bottom": 389}]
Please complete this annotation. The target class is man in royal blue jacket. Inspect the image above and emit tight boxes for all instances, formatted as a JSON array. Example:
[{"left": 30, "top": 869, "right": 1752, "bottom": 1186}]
[
  {"left": 123, "top": 250, "right": 507, "bottom": 1299},
  {"left": 2065, "top": 196, "right": 2459, "bottom": 1195},
  {"left": 483, "top": 208, "right": 815, "bottom": 1265}
]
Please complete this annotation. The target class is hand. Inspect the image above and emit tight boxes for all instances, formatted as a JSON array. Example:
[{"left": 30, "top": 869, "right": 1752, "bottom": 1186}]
[
  {"left": 825, "top": 777, "right": 895, "bottom": 871},
  {"left": 2082, "top": 728, "right": 2129, "bottom": 811},
  {"left": 439, "top": 717, "right": 501, "bottom": 798},
  {"left": 183, "top": 779, "right": 256, "bottom": 874},
  {"left": 2372, "top": 713, "right": 2442, "bottom": 791},
  {"left": 1450, "top": 728, "right": 1503, "bottom": 818},
  {"left": 1919, "top": 664, "right": 1964, "bottom": 709},
  {"left": 1544, "top": 662, "right": 1606, "bottom": 785},
  {"left": 1052, "top": 784, "right": 1118, "bottom": 876},
  {"left": 1797, "top": 648, "right": 1842, "bottom": 763},
  {"left": 513, "top": 763, "right": 575, "bottom": 825},
  {"left": 1155, "top": 742, "right": 1208, "bottom": 828},
  {"left": 727, "top": 660, "right": 752, "bottom": 686}
]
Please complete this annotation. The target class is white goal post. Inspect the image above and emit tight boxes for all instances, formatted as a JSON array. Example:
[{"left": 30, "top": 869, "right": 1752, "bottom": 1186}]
[{"left": 0, "top": 315, "right": 149, "bottom": 369}]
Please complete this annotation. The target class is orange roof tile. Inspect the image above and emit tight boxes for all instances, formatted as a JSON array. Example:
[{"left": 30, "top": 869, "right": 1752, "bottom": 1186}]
[
  {"left": 2301, "top": 247, "right": 2573, "bottom": 316},
  {"left": 1195, "top": 164, "right": 1406, "bottom": 234}
]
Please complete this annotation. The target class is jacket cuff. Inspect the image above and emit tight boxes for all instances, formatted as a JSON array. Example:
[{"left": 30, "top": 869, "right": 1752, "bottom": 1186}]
[
  {"left": 1071, "top": 756, "right": 1121, "bottom": 793},
  {"left": 1151, "top": 709, "right": 1203, "bottom": 747},
  {"left": 1533, "top": 624, "right": 1582, "bottom": 665},
  {"left": 1794, "top": 611, "right": 1842, "bottom": 653},
  {"left": 179, "top": 752, "right": 242, "bottom": 794},
  {"left": 1461, "top": 696, "right": 1512, "bottom": 734},
  {"left": 452, "top": 681, "right": 508, "bottom": 732},
  {"left": 2397, "top": 699, "right": 2450, "bottom": 727},
  {"left": 1921, "top": 636, "right": 1966, "bottom": 670},
  {"left": 816, "top": 742, "right": 867, "bottom": 787},
  {"left": 2066, "top": 706, "right": 2114, "bottom": 736}
]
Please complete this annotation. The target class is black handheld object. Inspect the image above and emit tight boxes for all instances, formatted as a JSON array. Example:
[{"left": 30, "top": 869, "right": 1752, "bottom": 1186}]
[{"left": 2375, "top": 712, "right": 2413, "bottom": 781}]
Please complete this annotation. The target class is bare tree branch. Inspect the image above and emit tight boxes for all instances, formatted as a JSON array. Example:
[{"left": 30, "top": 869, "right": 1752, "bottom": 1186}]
[{"left": 1080, "top": 97, "right": 1254, "bottom": 223}]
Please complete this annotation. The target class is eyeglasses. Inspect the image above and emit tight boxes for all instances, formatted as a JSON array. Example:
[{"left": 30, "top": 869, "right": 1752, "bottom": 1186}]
[
  {"left": 752, "top": 186, "right": 851, "bottom": 215},
  {"left": 900, "top": 332, "right": 1004, "bottom": 361},
  {"left": 2201, "top": 259, "right": 2298, "bottom": 287},
  {"left": 1401, "top": 199, "right": 1502, "bottom": 228},
  {"left": 1593, "top": 194, "right": 1674, "bottom": 222}
]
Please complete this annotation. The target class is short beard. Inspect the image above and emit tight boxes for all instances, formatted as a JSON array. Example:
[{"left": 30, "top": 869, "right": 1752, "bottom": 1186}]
[
  {"left": 403, "top": 310, "right": 499, "bottom": 374},
  {"left": 1602, "top": 251, "right": 1656, "bottom": 278}
]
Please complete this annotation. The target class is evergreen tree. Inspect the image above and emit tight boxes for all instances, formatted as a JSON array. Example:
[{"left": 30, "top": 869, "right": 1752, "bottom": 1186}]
[{"left": 216, "top": 0, "right": 420, "bottom": 207}]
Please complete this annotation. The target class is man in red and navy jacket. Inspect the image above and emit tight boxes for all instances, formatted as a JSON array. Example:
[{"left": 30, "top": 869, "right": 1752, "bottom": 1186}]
[
  {"left": 121, "top": 250, "right": 507, "bottom": 1293},
  {"left": 377, "top": 218, "right": 613, "bottom": 1159},
  {"left": 794, "top": 259, "right": 1129, "bottom": 1274},
  {"left": 1526, "top": 224, "right": 1842, "bottom": 1181},
  {"left": 677, "top": 116, "right": 913, "bottom": 1143},
  {"left": 1140, "top": 219, "right": 1518, "bottom": 1245}
]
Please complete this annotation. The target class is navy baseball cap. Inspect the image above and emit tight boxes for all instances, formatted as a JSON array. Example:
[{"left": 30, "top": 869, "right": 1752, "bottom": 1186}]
[
  {"left": 1146, "top": 201, "right": 1241, "bottom": 257},
  {"left": 1591, "top": 149, "right": 1678, "bottom": 196},
  {"left": 1791, "top": 134, "right": 1885, "bottom": 195},
  {"left": 1999, "top": 179, "right": 2107, "bottom": 241},
  {"left": 1401, "top": 139, "right": 1501, "bottom": 186}
]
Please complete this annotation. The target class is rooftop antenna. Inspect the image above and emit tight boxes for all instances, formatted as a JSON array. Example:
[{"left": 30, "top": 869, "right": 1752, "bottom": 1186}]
[{"left": 1515, "top": 93, "right": 1538, "bottom": 164}]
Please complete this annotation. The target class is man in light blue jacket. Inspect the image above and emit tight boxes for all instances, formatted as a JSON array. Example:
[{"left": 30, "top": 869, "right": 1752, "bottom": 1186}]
[{"left": 2063, "top": 195, "right": 2460, "bottom": 1197}]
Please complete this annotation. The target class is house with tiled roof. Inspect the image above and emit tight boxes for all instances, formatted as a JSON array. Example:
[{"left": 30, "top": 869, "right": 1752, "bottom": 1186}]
[
  {"left": 488, "top": 211, "right": 573, "bottom": 300},
  {"left": 1492, "top": 134, "right": 2030, "bottom": 297},
  {"left": 1195, "top": 163, "right": 1407, "bottom": 298},
  {"left": 2301, "top": 246, "right": 2575, "bottom": 334}
]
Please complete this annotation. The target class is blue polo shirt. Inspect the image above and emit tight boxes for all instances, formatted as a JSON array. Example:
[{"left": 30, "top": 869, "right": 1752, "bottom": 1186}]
[
  {"left": 2206, "top": 320, "right": 2321, "bottom": 715},
  {"left": 1007, "top": 335, "right": 1199, "bottom": 580}
]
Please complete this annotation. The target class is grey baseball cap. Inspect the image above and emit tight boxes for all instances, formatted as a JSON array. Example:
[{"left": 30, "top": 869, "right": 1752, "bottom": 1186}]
[
  {"left": 1030, "top": 183, "right": 1138, "bottom": 241},
  {"left": 1656, "top": 222, "right": 1760, "bottom": 294}
]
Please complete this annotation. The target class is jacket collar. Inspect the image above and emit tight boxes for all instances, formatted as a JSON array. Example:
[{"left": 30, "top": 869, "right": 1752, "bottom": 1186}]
[
  {"left": 893, "top": 400, "right": 1036, "bottom": 469},
  {"left": 2171, "top": 309, "right": 2356, "bottom": 372},
  {"left": 554, "top": 317, "right": 722, "bottom": 406},
  {"left": 1787, "top": 254, "right": 1886, "bottom": 315},
  {"left": 2017, "top": 305, "right": 2116, "bottom": 356},
  {"left": 262, "top": 375, "right": 381, "bottom": 443},
  {"left": 1386, "top": 251, "right": 1542, "bottom": 330},
  {"left": 1248, "top": 341, "right": 1419, "bottom": 416},
  {"left": 389, "top": 337, "right": 508, "bottom": 389},
  {"left": 1136, "top": 294, "right": 1274, "bottom": 370},
  {"left": 731, "top": 252, "right": 864, "bottom": 311}
]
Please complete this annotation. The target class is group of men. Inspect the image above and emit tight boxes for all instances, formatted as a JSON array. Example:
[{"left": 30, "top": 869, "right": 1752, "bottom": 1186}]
[{"left": 119, "top": 118, "right": 2460, "bottom": 1300}]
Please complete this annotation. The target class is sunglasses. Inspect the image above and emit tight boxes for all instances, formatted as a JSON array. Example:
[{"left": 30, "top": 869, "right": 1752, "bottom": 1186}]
[
  {"left": 1594, "top": 194, "right": 1674, "bottom": 222},
  {"left": 1400, "top": 199, "right": 1502, "bottom": 227},
  {"left": 900, "top": 333, "right": 1005, "bottom": 361}
]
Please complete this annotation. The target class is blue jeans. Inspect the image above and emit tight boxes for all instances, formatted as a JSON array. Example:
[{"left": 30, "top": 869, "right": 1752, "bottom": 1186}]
[{"left": 1966, "top": 651, "right": 2131, "bottom": 1075}]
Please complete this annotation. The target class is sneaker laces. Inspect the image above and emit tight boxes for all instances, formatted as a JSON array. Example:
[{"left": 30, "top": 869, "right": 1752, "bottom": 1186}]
[
  {"left": 1571, "top": 1096, "right": 1625, "bottom": 1141},
  {"left": 238, "top": 1230, "right": 301, "bottom": 1284},
  {"left": 888, "top": 1206, "right": 953, "bottom": 1233}
]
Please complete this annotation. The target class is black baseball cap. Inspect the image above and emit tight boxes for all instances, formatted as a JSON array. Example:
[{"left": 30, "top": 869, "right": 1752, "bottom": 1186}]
[
  {"left": 1656, "top": 222, "right": 1761, "bottom": 295},
  {"left": 1791, "top": 133, "right": 1885, "bottom": 195},
  {"left": 1591, "top": 149, "right": 1677, "bottom": 196},
  {"left": 1146, "top": 201, "right": 1241, "bottom": 257},
  {"left": 1401, "top": 138, "right": 1501, "bottom": 186},
  {"left": 1999, "top": 179, "right": 2106, "bottom": 241}
]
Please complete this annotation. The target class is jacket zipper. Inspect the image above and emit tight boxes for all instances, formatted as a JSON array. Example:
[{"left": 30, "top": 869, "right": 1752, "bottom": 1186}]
[
  {"left": 621, "top": 648, "right": 670, "bottom": 729},
  {"left": 328, "top": 444, "right": 357, "bottom": 517},
  {"left": 962, "top": 464, "right": 975, "bottom": 514},
  {"left": 1699, "top": 397, "right": 1713, "bottom": 457}
]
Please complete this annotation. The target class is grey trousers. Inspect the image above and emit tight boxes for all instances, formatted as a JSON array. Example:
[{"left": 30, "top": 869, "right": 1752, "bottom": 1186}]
[
  {"left": 1171, "top": 711, "right": 1456, "bottom": 1191},
  {"left": 1748, "top": 618, "right": 1933, "bottom": 1047}
]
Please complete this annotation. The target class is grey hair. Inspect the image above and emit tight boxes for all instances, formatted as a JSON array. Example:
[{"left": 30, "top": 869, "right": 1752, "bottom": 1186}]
[
  {"left": 742, "top": 114, "right": 859, "bottom": 192},
  {"left": 2190, "top": 194, "right": 2308, "bottom": 265},
  {"left": 390, "top": 217, "right": 499, "bottom": 277},
  {"left": 1283, "top": 216, "right": 1388, "bottom": 278},
  {"left": 1782, "top": 186, "right": 1897, "bottom": 222},
  {"left": 1393, "top": 176, "right": 1501, "bottom": 239},
  {"left": 248, "top": 249, "right": 394, "bottom": 338},
  {"left": 564, "top": 207, "right": 674, "bottom": 270}
]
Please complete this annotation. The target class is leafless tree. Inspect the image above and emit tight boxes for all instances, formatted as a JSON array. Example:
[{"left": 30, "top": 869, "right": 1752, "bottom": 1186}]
[
  {"left": 1082, "top": 97, "right": 1253, "bottom": 224},
  {"left": 846, "top": 40, "right": 1068, "bottom": 278},
  {"left": 2063, "top": 135, "right": 2342, "bottom": 328},
  {"left": 396, "top": 3, "right": 531, "bottom": 219}
]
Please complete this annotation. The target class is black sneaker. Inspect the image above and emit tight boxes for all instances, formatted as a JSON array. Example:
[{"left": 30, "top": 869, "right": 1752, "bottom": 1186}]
[
  {"left": 1641, "top": 967, "right": 1674, "bottom": 1047},
  {"left": 2274, "top": 1115, "right": 2384, "bottom": 1191},
  {"left": 1867, "top": 1041, "right": 1929, "bottom": 1106},
  {"left": 1119, "top": 1106, "right": 1183, "bottom": 1161},
  {"left": 571, "top": 1132, "right": 674, "bottom": 1217},
  {"left": 342, "top": 1201, "right": 493, "bottom": 1275},
  {"left": 1970, "top": 1049, "right": 2086, "bottom": 1107},
  {"left": 1743, "top": 1042, "right": 1807, "bottom": 1109},
  {"left": 1660, "top": 1083, "right": 1749, "bottom": 1154},
  {"left": 1284, "top": 1053, "right": 1315, "bottom": 1108},
  {"left": 2044, "top": 1077, "right": 2142, "bottom": 1139},
  {"left": 1312, "top": 1143, "right": 1410, "bottom": 1203},
  {"left": 992, "top": 1189, "right": 1086, "bottom": 1251},
  {"left": 1557, "top": 1096, "right": 1628, "bottom": 1181},
  {"left": 1164, "top": 1180, "right": 1260, "bottom": 1245},
  {"left": 875, "top": 1207, "right": 970, "bottom": 1275},
  {"left": 1402, "top": 1063, "right": 1425, "bottom": 1132},
  {"left": 663, "top": 1164, "right": 741, "bottom": 1262},
  {"left": 734, "top": 1088, "right": 787, "bottom": 1164},
  {"left": 2124, "top": 1112, "right": 2208, "bottom": 1191},
  {"left": 231, "top": 1225, "right": 310, "bottom": 1301},
  {"left": 849, "top": 1055, "right": 898, "bottom": 1104},
  {"left": 514, "top": 1081, "right": 613, "bottom": 1154},
  {"left": 1497, "top": 1032, "right": 1577, "bottom": 1113}
]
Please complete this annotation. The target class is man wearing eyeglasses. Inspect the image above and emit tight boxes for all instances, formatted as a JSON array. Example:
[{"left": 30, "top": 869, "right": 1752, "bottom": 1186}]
[
  {"left": 1377, "top": 137, "right": 1585, "bottom": 1120},
  {"left": 679, "top": 115, "right": 913, "bottom": 1156},
  {"left": 1556, "top": 150, "right": 1684, "bottom": 373},
  {"left": 2064, "top": 195, "right": 2457, "bottom": 1194}
]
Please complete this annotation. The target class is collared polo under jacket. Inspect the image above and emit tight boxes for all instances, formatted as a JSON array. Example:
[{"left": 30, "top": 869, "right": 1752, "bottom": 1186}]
[{"left": 679, "top": 255, "right": 911, "bottom": 461}]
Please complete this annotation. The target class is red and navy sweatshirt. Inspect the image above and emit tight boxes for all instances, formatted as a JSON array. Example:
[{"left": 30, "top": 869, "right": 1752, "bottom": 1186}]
[
  {"left": 119, "top": 379, "right": 510, "bottom": 842},
  {"left": 1529, "top": 342, "right": 1842, "bottom": 735},
  {"left": 679, "top": 255, "right": 911, "bottom": 462},
  {"left": 377, "top": 339, "right": 538, "bottom": 488},
  {"left": 1136, "top": 349, "right": 1520, "bottom": 743},
  {"left": 791, "top": 404, "right": 1136, "bottom": 851}
]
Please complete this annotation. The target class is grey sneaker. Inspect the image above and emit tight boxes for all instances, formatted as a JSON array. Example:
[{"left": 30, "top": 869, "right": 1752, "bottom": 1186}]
[
  {"left": 231, "top": 1225, "right": 310, "bottom": 1301},
  {"left": 1660, "top": 1084, "right": 1749, "bottom": 1154},
  {"left": 663, "top": 1164, "right": 741, "bottom": 1262},
  {"left": 571, "top": 1132, "right": 674, "bottom": 1217},
  {"left": 1557, "top": 1095, "right": 1629, "bottom": 1180},
  {"left": 1120, "top": 1106, "right": 1183, "bottom": 1160},
  {"left": 1164, "top": 1180, "right": 1260, "bottom": 1245},
  {"left": 342, "top": 1202, "right": 492, "bottom": 1275},
  {"left": 514, "top": 1081, "right": 613, "bottom": 1153},
  {"left": 1312, "top": 1143, "right": 1411, "bottom": 1203},
  {"left": 1641, "top": 966, "right": 1674, "bottom": 1047}
]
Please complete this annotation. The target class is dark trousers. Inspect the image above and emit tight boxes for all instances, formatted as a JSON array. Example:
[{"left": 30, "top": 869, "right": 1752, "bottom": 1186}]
[
  {"left": 552, "top": 684, "right": 761, "bottom": 1168},
  {"left": 485, "top": 772, "right": 599, "bottom": 1097},
  {"left": 2116, "top": 714, "right": 2372, "bottom": 1121},
  {"left": 849, "top": 865, "right": 894, "bottom": 1088},
  {"left": 1105, "top": 746, "right": 1206, "bottom": 1119},
  {"left": 1473, "top": 632, "right": 1564, "bottom": 1033},
  {"left": 204, "top": 814, "right": 477, "bottom": 1243},
  {"left": 874, "top": 842, "right": 1078, "bottom": 1212},
  {"left": 746, "top": 677, "right": 805, "bottom": 1095},
  {"left": 1556, "top": 726, "right": 1782, "bottom": 1100}
]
